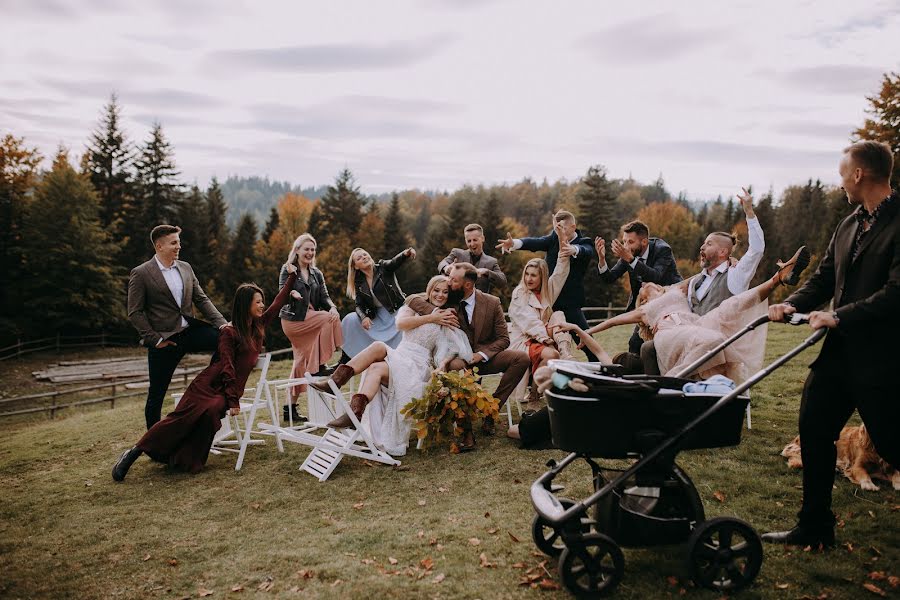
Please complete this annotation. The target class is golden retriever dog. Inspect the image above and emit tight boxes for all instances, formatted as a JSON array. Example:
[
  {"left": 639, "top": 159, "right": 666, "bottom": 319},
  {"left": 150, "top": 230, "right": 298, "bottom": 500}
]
[{"left": 781, "top": 425, "right": 900, "bottom": 491}]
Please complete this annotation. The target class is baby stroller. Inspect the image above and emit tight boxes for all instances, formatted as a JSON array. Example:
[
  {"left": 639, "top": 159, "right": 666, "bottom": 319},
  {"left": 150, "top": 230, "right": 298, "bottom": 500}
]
[{"left": 529, "top": 314, "right": 826, "bottom": 597}]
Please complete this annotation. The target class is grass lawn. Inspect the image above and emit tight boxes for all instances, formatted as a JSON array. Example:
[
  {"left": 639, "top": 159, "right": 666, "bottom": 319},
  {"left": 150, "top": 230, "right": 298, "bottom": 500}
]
[{"left": 1, "top": 326, "right": 897, "bottom": 599}]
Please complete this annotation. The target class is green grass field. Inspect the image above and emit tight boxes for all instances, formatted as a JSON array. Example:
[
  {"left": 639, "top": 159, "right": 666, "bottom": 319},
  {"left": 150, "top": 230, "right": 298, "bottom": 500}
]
[{"left": 1, "top": 326, "right": 897, "bottom": 599}]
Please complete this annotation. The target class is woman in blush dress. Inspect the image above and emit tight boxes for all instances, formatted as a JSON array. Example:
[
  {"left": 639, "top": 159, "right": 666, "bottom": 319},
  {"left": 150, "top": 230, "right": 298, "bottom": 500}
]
[
  {"left": 279, "top": 234, "right": 343, "bottom": 422},
  {"left": 312, "top": 275, "right": 471, "bottom": 456},
  {"left": 112, "top": 263, "right": 299, "bottom": 481}
]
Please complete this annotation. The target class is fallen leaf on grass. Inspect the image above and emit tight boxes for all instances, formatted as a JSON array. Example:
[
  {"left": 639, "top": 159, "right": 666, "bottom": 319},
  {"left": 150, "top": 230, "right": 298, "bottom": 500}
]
[
  {"left": 888, "top": 576, "right": 899, "bottom": 588},
  {"left": 862, "top": 582, "right": 887, "bottom": 597},
  {"left": 488, "top": 528, "right": 498, "bottom": 534},
  {"left": 296, "top": 570, "right": 314, "bottom": 579},
  {"left": 437, "top": 486, "right": 448, "bottom": 493},
  {"left": 363, "top": 460, "right": 376, "bottom": 467},
  {"left": 513, "top": 478, "right": 522, "bottom": 484},
  {"left": 511, "top": 562, "right": 526, "bottom": 569},
  {"left": 420, "top": 557, "right": 434, "bottom": 571},
  {"left": 168, "top": 559, "right": 178, "bottom": 567},
  {"left": 868, "top": 510, "right": 876, "bottom": 518},
  {"left": 417, "top": 530, "right": 424, "bottom": 538},
  {"left": 330, "top": 580, "right": 342, "bottom": 587},
  {"left": 257, "top": 578, "right": 274, "bottom": 592},
  {"left": 479, "top": 552, "right": 496, "bottom": 568},
  {"left": 417, "top": 499, "right": 427, "bottom": 506},
  {"left": 844, "top": 542, "right": 855, "bottom": 553},
  {"left": 142, "top": 554, "right": 151, "bottom": 562},
  {"left": 353, "top": 502, "right": 365, "bottom": 510},
  {"left": 484, "top": 511, "right": 490, "bottom": 518},
  {"left": 429, "top": 538, "right": 437, "bottom": 546},
  {"left": 469, "top": 537, "right": 481, "bottom": 546},
  {"left": 388, "top": 557, "right": 398, "bottom": 565},
  {"left": 231, "top": 584, "right": 244, "bottom": 592},
  {"left": 666, "top": 576, "right": 678, "bottom": 587},
  {"left": 869, "top": 572, "right": 887, "bottom": 581},
  {"left": 436, "top": 544, "right": 444, "bottom": 552},
  {"left": 775, "top": 582, "right": 790, "bottom": 589},
  {"left": 197, "top": 588, "right": 214, "bottom": 597},
  {"left": 432, "top": 573, "right": 446, "bottom": 584},
  {"left": 508, "top": 531, "right": 521, "bottom": 543},
  {"left": 84, "top": 481, "right": 93, "bottom": 487},
  {"left": 250, "top": 502, "right": 261, "bottom": 510},
  {"left": 712, "top": 490, "right": 726, "bottom": 503},
  {"left": 538, "top": 578, "right": 560, "bottom": 590}
]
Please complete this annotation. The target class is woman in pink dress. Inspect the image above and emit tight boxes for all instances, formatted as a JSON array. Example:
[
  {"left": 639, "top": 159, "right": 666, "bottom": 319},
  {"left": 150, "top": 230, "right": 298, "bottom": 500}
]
[
  {"left": 584, "top": 246, "right": 810, "bottom": 383},
  {"left": 112, "top": 264, "right": 298, "bottom": 480}
]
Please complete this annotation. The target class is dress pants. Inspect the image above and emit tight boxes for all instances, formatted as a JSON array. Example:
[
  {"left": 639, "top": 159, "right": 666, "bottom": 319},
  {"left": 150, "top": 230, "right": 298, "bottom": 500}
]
[
  {"left": 447, "top": 349, "right": 530, "bottom": 408},
  {"left": 797, "top": 366, "right": 899, "bottom": 525},
  {"left": 145, "top": 321, "right": 220, "bottom": 429}
]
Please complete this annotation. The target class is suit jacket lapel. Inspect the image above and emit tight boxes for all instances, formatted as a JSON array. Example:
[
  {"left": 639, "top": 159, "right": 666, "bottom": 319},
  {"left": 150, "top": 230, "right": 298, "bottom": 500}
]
[
  {"left": 851, "top": 209, "right": 892, "bottom": 266},
  {"left": 836, "top": 215, "right": 859, "bottom": 286},
  {"left": 176, "top": 261, "right": 190, "bottom": 308},
  {"left": 469, "top": 291, "right": 486, "bottom": 345},
  {"left": 146, "top": 260, "right": 176, "bottom": 306}
]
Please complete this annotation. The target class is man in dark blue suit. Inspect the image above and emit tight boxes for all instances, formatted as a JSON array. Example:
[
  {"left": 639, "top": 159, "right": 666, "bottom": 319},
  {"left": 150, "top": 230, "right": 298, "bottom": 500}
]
[
  {"left": 595, "top": 220, "right": 682, "bottom": 354},
  {"left": 496, "top": 210, "right": 599, "bottom": 361}
]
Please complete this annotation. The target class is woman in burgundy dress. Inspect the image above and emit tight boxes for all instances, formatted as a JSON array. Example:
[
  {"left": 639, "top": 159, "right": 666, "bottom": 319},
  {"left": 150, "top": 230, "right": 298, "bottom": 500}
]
[{"left": 112, "top": 263, "right": 298, "bottom": 480}]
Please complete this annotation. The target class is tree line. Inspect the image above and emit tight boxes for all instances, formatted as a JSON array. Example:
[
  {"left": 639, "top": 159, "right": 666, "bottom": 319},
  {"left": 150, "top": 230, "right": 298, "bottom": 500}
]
[{"left": 1, "top": 72, "right": 896, "bottom": 349}]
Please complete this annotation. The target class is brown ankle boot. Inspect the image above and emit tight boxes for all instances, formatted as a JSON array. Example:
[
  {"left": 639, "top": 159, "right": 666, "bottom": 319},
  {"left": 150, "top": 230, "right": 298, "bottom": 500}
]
[
  {"left": 326, "top": 393, "right": 370, "bottom": 429},
  {"left": 311, "top": 364, "right": 355, "bottom": 393}
]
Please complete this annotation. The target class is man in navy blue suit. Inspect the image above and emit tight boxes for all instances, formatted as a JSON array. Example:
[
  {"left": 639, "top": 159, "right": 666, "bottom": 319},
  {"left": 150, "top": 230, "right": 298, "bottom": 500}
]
[
  {"left": 595, "top": 220, "right": 682, "bottom": 353},
  {"left": 496, "top": 210, "right": 599, "bottom": 361}
]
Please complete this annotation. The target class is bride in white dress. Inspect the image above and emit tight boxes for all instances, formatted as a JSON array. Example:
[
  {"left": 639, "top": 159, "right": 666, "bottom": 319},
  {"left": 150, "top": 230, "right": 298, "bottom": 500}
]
[{"left": 313, "top": 275, "right": 471, "bottom": 455}]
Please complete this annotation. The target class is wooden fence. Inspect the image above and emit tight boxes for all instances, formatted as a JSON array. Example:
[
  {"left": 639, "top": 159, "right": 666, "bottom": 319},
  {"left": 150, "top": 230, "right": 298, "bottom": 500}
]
[{"left": 0, "top": 306, "right": 625, "bottom": 420}]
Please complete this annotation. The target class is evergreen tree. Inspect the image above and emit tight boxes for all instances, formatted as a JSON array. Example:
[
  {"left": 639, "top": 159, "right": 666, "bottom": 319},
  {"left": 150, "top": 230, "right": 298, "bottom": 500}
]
[
  {"left": 223, "top": 213, "right": 258, "bottom": 301},
  {"left": 134, "top": 122, "right": 181, "bottom": 227},
  {"left": 383, "top": 192, "right": 408, "bottom": 257},
  {"left": 306, "top": 203, "right": 323, "bottom": 240},
  {"left": 0, "top": 134, "right": 42, "bottom": 336},
  {"left": 358, "top": 199, "right": 386, "bottom": 258},
  {"left": 480, "top": 192, "right": 503, "bottom": 252},
  {"left": 576, "top": 165, "right": 616, "bottom": 243},
  {"left": 412, "top": 201, "right": 431, "bottom": 246},
  {"left": 317, "top": 168, "right": 365, "bottom": 244},
  {"left": 750, "top": 190, "right": 777, "bottom": 287},
  {"left": 20, "top": 148, "right": 124, "bottom": 334},
  {"left": 84, "top": 94, "right": 134, "bottom": 238},
  {"left": 262, "top": 206, "right": 280, "bottom": 243},
  {"left": 177, "top": 185, "right": 209, "bottom": 273},
  {"left": 206, "top": 177, "right": 230, "bottom": 293}
]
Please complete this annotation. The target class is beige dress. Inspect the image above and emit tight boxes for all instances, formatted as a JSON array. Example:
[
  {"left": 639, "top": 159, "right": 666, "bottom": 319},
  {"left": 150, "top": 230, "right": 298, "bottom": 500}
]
[{"left": 641, "top": 287, "right": 768, "bottom": 383}]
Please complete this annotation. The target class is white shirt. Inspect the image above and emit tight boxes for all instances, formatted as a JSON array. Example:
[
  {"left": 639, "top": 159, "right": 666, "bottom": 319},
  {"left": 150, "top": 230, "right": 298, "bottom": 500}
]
[
  {"left": 511, "top": 233, "right": 580, "bottom": 256},
  {"left": 155, "top": 255, "right": 188, "bottom": 331},
  {"left": 460, "top": 293, "right": 489, "bottom": 363},
  {"left": 597, "top": 244, "right": 649, "bottom": 274},
  {"left": 688, "top": 216, "right": 765, "bottom": 303}
]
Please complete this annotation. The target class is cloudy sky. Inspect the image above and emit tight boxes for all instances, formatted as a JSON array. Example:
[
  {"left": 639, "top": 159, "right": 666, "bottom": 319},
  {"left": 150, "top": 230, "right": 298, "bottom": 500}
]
[{"left": 2, "top": 0, "right": 898, "bottom": 199}]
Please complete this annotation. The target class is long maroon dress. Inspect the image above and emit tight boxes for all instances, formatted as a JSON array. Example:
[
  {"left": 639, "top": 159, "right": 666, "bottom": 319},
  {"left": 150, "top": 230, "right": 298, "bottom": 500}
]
[{"left": 136, "top": 273, "right": 296, "bottom": 473}]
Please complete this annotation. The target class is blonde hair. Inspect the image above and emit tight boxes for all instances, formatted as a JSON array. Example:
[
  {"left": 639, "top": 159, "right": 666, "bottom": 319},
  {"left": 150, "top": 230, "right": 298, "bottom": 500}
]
[
  {"left": 635, "top": 283, "right": 664, "bottom": 341},
  {"left": 346, "top": 247, "right": 369, "bottom": 300},
  {"left": 512, "top": 258, "right": 551, "bottom": 308},
  {"left": 288, "top": 233, "right": 317, "bottom": 267},
  {"left": 405, "top": 275, "right": 450, "bottom": 307},
  {"left": 554, "top": 210, "right": 576, "bottom": 225}
]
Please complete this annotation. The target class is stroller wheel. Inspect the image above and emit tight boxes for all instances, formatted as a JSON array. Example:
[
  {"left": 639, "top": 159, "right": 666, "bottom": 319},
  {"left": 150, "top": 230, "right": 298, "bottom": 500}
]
[
  {"left": 558, "top": 533, "right": 624, "bottom": 598},
  {"left": 532, "top": 498, "right": 589, "bottom": 557},
  {"left": 686, "top": 517, "right": 763, "bottom": 592}
]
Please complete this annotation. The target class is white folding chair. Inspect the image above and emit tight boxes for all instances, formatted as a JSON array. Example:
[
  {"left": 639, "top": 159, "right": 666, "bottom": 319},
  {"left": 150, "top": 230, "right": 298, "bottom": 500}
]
[
  {"left": 268, "top": 371, "right": 399, "bottom": 481},
  {"left": 175, "top": 352, "right": 281, "bottom": 470}
]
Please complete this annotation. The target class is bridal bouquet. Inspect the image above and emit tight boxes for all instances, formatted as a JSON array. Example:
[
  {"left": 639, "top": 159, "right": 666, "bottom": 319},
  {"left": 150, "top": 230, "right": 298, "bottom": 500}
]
[{"left": 401, "top": 368, "right": 500, "bottom": 452}]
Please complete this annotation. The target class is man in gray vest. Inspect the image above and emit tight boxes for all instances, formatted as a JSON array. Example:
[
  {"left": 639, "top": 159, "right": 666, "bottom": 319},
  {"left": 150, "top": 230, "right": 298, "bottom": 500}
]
[
  {"left": 438, "top": 223, "right": 507, "bottom": 294},
  {"left": 641, "top": 189, "right": 764, "bottom": 373}
]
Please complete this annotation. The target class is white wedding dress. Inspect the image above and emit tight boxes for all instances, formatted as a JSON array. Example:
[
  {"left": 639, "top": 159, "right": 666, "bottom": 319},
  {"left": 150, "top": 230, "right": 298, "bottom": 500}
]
[{"left": 361, "top": 306, "right": 472, "bottom": 456}]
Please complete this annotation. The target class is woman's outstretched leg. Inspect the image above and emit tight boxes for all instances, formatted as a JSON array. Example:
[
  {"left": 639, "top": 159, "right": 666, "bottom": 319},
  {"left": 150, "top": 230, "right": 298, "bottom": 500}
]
[
  {"left": 326, "top": 361, "right": 388, "bottom": 429},
  {"left": 752, "top": 245, "right": 811, "bottom": 302},
  {"left": 312, "top": 341, "right": 388, "bottom": 392}
]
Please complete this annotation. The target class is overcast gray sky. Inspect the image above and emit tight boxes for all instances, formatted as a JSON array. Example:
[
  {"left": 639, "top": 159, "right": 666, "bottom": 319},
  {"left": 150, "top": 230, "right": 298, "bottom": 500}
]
[{"left": 2, "top": 0, "right": 898, "bottom": 199}]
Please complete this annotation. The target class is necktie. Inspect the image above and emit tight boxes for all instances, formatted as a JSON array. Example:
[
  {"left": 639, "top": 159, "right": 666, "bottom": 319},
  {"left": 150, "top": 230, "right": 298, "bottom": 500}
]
[{"left": 459, "top": 300, "right": 470, "bottom": 329}]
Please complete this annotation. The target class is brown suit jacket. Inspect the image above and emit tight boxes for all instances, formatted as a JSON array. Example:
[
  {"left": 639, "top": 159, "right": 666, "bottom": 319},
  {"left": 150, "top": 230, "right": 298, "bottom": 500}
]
[
  {"left": 127, "top": 257, "right": 226, "bottom": 347},
  {"left": 407, "top": 290, "right": 510, "bottom": 359},
  {"left": 785, "top": 193, "right": 899, "bottom": 379}
]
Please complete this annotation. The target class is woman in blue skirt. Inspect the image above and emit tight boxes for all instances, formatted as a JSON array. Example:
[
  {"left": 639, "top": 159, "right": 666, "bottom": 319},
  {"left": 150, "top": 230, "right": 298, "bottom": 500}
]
[{"left": 341, "top": 247, "right": 416, "bottom": 358}]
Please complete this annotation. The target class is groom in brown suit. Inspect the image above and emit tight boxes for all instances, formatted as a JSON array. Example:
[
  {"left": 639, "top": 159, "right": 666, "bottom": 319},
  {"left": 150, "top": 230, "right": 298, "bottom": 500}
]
[
  {"left": 408, "top": 262, "right": 529, "bottom": 443},
  {"left": 127, "top": 225, "right": 227, "bottom": 429}
]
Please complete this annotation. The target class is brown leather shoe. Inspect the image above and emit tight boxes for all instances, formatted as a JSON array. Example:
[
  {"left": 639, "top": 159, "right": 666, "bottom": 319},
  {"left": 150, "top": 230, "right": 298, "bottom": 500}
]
[
  {"left": 311, "top": 364, "right": 355, "bottom": 393},
  {"left": 458, "top": 430, "right": 476, "bottom": 452},
  {"left": 481, "top": 415, "right": 495, "bottom": 436},
  {"left": 326, "top": 393, "right": 370, "bottom": 429}
]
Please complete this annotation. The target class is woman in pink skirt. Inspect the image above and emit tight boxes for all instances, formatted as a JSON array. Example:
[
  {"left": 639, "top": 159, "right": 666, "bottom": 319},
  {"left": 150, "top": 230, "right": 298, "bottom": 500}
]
[{"left": 279, "top": 234, "right": 343, "bottom": 422}]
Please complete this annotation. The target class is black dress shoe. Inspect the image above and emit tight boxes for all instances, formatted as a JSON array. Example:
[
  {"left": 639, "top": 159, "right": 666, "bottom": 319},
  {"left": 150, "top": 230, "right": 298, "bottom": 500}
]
[
  {"left": 112, "top": 447, "right": 142, "bottom": 482},
  {"left": 283, "top": 405, "right": 307, "bottom": 424},
  {"left": 761, "top": 524, "right": 835, "bottom": 547},
  {"left": 315, "top": 364, "right": 337, "bottom": 377}
]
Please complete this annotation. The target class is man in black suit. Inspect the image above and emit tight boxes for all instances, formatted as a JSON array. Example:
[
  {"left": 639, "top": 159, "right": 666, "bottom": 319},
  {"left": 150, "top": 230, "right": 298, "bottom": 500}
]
[
  {"left": 594, "top": 220, "right": 682, "bottom": 353},
  {"left": 127, "top": 225, "right": 226, "bottom": 429},
  {"left": 496, "top": 210, "right": 599, "bottom": 360},
  {"left": 764, "top": 141, "right": 899, "bottom": 547}
]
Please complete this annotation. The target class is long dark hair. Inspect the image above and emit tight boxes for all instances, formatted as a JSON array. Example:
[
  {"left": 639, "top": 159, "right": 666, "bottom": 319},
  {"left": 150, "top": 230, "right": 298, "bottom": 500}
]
[{"left": 231, "top": 283, "right": 266, "bottom": 349}]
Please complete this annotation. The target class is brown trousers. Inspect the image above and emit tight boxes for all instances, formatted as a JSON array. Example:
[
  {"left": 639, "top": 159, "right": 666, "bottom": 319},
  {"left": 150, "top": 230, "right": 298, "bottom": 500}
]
[{"left": 447, "top": 349, "right": 530, "bottom": 408}]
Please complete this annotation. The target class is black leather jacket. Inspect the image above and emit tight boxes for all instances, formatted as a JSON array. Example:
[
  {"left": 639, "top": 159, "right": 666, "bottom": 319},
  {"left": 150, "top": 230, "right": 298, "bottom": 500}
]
[
  {"left": 353, "top": 251, "right": 411, "bottom": 321},
  {"left": 278, "top": 265, "right": 335, "bottom": 321}
]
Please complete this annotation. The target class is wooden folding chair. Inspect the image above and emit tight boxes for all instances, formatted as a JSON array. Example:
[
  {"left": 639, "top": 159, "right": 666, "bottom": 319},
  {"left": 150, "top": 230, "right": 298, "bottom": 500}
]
[{"left": 266, "top": 371, "right": 399, "bottom": 481}]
